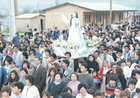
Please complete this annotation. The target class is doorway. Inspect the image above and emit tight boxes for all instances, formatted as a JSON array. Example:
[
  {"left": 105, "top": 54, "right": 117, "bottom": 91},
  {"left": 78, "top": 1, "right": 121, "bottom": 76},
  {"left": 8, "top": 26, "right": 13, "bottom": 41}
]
[{"left": 40, "top": 19, "right": 43, "bottom": 30}]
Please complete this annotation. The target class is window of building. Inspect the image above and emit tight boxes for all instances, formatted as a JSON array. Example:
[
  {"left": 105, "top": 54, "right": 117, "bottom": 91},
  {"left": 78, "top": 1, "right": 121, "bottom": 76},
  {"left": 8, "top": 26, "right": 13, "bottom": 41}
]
[
  {"left": 85, "top": 15, "right": 91, "bottom": 23},
  {"left": 96, "top": 14, "right": 101, "bottom": 22}
]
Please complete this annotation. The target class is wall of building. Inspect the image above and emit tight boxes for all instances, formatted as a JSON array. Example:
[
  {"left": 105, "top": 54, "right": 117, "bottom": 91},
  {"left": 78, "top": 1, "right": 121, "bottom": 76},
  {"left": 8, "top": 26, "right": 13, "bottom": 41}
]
[
  {"left": 44, "top": 4, "right": 92, "bottom": 30},
  {"left": 16, "top": 18, "right": 31, "bottom": 31},
  {"left": 16, "top": 15, "right": 45, "bottom": 31}
]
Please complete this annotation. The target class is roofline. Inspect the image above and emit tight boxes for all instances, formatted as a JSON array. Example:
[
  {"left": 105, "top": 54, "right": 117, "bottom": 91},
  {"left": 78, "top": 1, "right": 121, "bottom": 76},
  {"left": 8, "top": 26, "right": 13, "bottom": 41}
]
[
  {"left": 16, "top": 13, "right": 45, "bottom": 19},
  {"left": 42, "top": 2, "right": 96, "bottom": 12},
  {"left": 96, "top": 10, "right": 138, "bottom": 12},
  {"left": 42, "top": 2, "right": 138, "bottom": 12}
]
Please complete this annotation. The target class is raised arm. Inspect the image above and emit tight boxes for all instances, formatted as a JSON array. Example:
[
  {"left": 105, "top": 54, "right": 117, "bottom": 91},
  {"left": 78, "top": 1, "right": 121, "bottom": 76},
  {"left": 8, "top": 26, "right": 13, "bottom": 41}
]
[{"left": 62, "top": 13, "right": 70, "bottom": 24}]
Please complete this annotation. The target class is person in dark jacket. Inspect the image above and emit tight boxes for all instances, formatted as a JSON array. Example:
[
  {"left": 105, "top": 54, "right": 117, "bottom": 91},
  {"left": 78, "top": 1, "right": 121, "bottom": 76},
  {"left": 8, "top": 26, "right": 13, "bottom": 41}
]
[
  {"left": 47, "top": 72, "right": 66, "bottom": 98},
  {"left": 115, "top": 66, "right": 126, "bottom": 90},
  {"left": 86, "top": 54, "right": 99, "bottom": 73},
  {"left": 28, "top": 29, "right": 33, "bottom": 38},
  {"left": 33, "top": 57, "right": 46, "bottom": 95},
  {"left": 47, "top": 29, "right": 52, "bottom": 40},
  {"left": 105, "top": 22, "right": 111, "bottom": 31}
]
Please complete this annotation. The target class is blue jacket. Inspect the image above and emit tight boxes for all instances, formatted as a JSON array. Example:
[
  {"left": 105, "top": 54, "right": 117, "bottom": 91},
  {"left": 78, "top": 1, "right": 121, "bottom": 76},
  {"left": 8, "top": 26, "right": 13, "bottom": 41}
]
[
  {"left": 12, "top": 36, "right": 20, "bottom": 45},
  {"left": 1, "top": 67, "right": 7, "bottom": 85},
  {"left": 54, "top": 34, "right": 60, "bottom": 40},
  {"left": 36, "top": 52, "right": 42, "bottom": 57}
]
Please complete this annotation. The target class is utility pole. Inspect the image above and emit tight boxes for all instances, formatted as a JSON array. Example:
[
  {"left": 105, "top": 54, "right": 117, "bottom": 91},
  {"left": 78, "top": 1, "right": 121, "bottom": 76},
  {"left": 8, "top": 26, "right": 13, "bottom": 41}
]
[
  {"left": 9, "top": 0, "right": 16, "bottom": 40},
  {"left": 110, "top": 0, "right": 112, "bottom": 24},
  {"left": 37, "top": 3, "right": 39, "bottom": 13}
]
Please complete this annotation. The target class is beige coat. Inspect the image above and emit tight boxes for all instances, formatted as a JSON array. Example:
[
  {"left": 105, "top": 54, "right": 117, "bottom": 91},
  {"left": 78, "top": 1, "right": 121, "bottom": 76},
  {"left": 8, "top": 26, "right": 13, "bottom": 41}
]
[{"left": 99, "top": 54, "right": 114, "bottom": 66}]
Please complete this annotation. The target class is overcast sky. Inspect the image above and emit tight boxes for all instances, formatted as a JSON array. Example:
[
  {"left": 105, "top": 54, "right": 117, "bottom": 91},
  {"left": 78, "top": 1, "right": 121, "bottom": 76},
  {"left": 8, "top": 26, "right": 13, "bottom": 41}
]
[{"left": 0, "top": 0, "right": 139, "bottom": 15}]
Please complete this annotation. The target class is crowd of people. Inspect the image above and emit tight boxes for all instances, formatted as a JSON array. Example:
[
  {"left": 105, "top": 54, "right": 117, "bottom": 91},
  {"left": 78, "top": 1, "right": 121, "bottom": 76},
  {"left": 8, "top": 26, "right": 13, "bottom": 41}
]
[{"left": 0, "top": 18, "right": 140, "bottom": 98}]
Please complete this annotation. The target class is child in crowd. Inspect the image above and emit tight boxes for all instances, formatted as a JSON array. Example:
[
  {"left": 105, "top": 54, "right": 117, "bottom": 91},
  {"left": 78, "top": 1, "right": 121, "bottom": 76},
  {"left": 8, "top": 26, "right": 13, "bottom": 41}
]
[
  {"left": 125, "top": 79, "right": 137, "bottom": 98},
  {"left": 92, "top": 70, "right": 100, "bottom": 87},
  {"left": 110, "top": 87, "right": 122, "bottom": 98},
  {"left": 42, "top": 91, "right": 50, "bottom": 98}
]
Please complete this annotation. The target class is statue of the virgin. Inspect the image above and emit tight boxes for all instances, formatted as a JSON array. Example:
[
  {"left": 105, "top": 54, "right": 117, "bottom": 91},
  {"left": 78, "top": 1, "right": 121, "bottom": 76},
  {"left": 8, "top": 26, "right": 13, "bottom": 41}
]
[{"left": 62, "top": 11, "right": 86, "bottom": 48}]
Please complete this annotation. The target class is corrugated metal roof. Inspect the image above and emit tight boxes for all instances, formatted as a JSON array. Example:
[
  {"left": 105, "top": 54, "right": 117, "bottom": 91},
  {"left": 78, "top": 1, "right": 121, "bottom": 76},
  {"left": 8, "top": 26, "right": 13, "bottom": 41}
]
[
  {"left": 16, "top": 13, "right": 45, "bottom": 19},
  {"left": 42, "top": 2, "right": 138, "bottom": 12}
]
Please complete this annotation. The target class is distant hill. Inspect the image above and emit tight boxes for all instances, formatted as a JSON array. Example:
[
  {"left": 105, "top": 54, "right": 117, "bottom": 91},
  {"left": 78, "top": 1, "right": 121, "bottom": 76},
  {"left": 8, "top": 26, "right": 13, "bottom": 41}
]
[{"left": 0, "top": 0, "right": 139, "bottom": 16}]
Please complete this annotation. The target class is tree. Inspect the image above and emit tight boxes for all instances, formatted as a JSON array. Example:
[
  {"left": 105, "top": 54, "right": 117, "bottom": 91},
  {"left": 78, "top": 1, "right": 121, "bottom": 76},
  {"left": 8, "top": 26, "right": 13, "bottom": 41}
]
[
  {"left": 22, "top": 5, "right": 31, "bottom": 14},
  {"left": 55, "top": 0, "right": 59, "bottom": 5}
]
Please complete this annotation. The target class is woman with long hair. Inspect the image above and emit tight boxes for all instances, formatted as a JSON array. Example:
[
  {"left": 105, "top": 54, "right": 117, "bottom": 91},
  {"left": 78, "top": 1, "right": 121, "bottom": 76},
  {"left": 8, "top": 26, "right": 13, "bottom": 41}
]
[
  {"left": 44, "top": 67, "right": 56, "bottom": 91},
  {"left": 4, "top": 70, "right": 19, "bottom": 86},
  {"left": 86, "top": 54, "right": 99, "bottom": 73},
  {"left": 115, "top": 66, "right": 126, "bottom": 90}
]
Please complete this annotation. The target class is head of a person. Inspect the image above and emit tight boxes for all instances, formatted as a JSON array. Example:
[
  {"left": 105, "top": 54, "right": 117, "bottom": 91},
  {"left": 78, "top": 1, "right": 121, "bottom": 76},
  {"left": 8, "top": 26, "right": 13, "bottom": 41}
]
[
  {"left": 61, "top": 92, "right": 72, "bottom": 98},
  {"left": 34, "top": 56, "right": 41, "bottom": 66},
  {"left": 45, "top": 49, "right": 51, "bottom": 56},
  {"left": 136, "top": 70, "right": 140, "bottom": 80},
  {"left": 114, "top": 87, "right": 122, "bottom": 98},
  {"left": 120, "top": 91, "right": 130, "bottom": 98},
  {"left": 110, "top": 36, "right": 115, "bottom": 42},
  {"left": 120, "top": 59, "right": 126, "bottom": 67},
  {"left": 103, "top": 48, "right": 108, "bottom": 55},
  {"left": 13, "top": 45, "right": 19, "bottom": 52},
  {"left": 100, "top": 44, "right": 106, "bottom": 51},
  {"left": 124, "top": 45, "right": 130, "bottom": 53},
  {"left": 87, "top": 89, "right": 94, "bottom": 97},
  {"left": 48, "top": 67, "right": 56, "bottom": 77},
  {"left": 1, "top": 86, "right": 11, "bottom": 97},
  {"left": 50, "top": 53, "right": 57, "bottom": 62},
  {"left": 136, "top": 88, "right": 140, "bottom": 98},
  {"left": 22, "top": 52, "right": 28, "bottom": 59},
  {"left": 103, "top": 60, "right": 108, "bottom": 67},
  {"left": 5, "top": 58, "right": 11, "bottom": 65},
  {"left": 88, "top": 54, "right": 95, "bottom": 62},
  {"left": 136, "top": 57, "right": 140, "bottom": 65},
  {"left": 2, "top": 50, "right": 8, "bottom": 56},
  {"left": 94, "top": 91, "right": 103, "bottom": 98},
  {"left": 92, "top": 70, "right": 98, "bottom": 77},
  {"left": 80, "top": 62, "right": 88, "bottom": 73},
  {"left": 127, "top": 59, "right": 132, "bottom": 67},
  {"left": 131, "top": 70, "right": 136, "bottom": 78},
  {"left": 20, "top": 67, "right": 28, "bottom": 78},
  {"left": 65, "top": 52, "right": 71, "bottom": 59},
  {"left": 72, "top": 11, "right": 78, "bottom": 18},
  {"left": 110, "top": 63, "right": 117, "bottom": 72},
  {"left": 71, "top": 72, "right": 78, "bottom": 82},
  {"left": 78, "top": 83, "right": 87, "bottom": 96},
  {"left": 13, "top": 82, "right": 24, "bottom": 95},
  {"left": 94, "top": 51, "right": 100, "bottom": 58},
  {"left": 42, "top": 91, "right": 50, "bottom": 98},
  {"left": 128, "top": 79, "right": 137, "bottom": 91},
  {"left": 62, "top": 59, "right": 70, "bottom": 69},
  {"left": 26, "top": 75, "right": 34, "bottom": 86},
  {"left": 51, "top": 63, "right": 60, "bottom": 72},
  {"left": 22, "top": 60, "right": 30, "bottom": 69},
  {"left": 8, "top": 70, "right": 19, "bottom": 82},
  {"left": 108, "top": 75, "right": 118, "bottom": 87},
  {"left": 15, "top": 33, "right": 19, "bottom": 37},
  {"left": 30, "top": 52, "right": 35, "bottom": 58},
  {"left": 115, "top": 66, "right": 124, "bottom": 77},
  {"left": 55, "top": 72, "right": 63, "bottom": 82},
  {"left": 78, "top": 59, "right": 86, "bottom": 68},
  {"left": 11, "top": 61, "right": 16, "bottom": 68},
  {"left": 117, "top": 49, "right": 123, "bottom": 56},
  {"left": 62, "top": 87, "right": 72, "bottom": 94}
]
